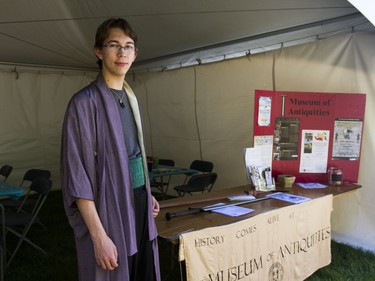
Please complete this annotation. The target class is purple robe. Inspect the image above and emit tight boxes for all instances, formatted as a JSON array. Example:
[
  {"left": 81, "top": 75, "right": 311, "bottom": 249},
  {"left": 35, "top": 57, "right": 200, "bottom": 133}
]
[{"left": 60, "top": 74, "right": 160, "bottom": 281}]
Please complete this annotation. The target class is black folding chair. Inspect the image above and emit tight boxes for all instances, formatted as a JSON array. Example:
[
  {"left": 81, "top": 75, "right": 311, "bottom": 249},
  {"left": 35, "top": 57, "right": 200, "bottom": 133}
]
[
  {"left": 183, "top": 160, "right": 214, "bottom": 184},
  {"left": 0, "top": 169, "right": 51, "bottom": 212},
  {"left": 0, "top": 165, "right": 13, "bottom": 182},
  {"left": 151, "top": 159, "right": 175, "bottom": 199},
  {"left": 174, "top": 173, "right": 218, "bottom": 197},
  {"left": 190, "top": 160, "right": 214, "bottom": 173},
  {"left": 2, "top": 177, "right": 53, "bottom": 267}
]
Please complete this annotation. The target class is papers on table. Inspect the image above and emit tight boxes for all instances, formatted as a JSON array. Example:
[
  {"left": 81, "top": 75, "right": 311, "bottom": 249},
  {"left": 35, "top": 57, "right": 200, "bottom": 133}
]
[
  {"left": 227, "top": 195, "right": 256, "bottom": 201},
  {"left": 212, "top": 206, "right": 254, "bottom": 217},
  {"left": 297, "top": 182, "right": 328, "bottom": 189},
  {"left": 266, "top": 192, "right": 311, "bottom": 204},
  {"left": 201, "top": 201, "right": 255, "bottom": 217},
  {"left": 202, "top": 203, "right": 226, "bottom": 211},
  {"left": 244, "top": 146, "right": 275, "bottom": 191}
]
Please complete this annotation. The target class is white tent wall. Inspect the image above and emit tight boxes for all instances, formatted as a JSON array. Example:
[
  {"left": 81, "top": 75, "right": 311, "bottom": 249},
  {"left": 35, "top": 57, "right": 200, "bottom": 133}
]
[
  {"left": 272, "top": 32, "right": 375, "bottom": 251},
  {"left": 129, "top": 31, "right": 375, "bottom": 251},
  {"left": 0, "top": 70, "right": 97, "bottom": 187},
  {"left": 132, "top": 55, "right": 272, "bottom": 189}
]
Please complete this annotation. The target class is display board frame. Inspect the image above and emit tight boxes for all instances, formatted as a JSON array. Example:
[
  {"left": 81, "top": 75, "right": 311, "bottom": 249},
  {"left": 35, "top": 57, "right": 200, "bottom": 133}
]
[{"left": 253, "top": 90, "right": 366, "bottom": 183}]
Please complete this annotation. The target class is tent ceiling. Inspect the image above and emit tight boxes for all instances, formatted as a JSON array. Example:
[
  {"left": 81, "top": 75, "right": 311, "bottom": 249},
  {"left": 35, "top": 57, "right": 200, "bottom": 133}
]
[{"left": 0, "top": 0, "right": 373, "bottom": 72}]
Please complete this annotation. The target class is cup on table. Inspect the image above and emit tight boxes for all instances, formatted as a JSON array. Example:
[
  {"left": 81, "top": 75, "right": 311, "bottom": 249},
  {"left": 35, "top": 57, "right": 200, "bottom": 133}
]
[
  {"left": 152, "top": 157, "right": 159, "bottom": 169},
  {"left": 277, "top": 175, "right": 296, "bottom": 191}
]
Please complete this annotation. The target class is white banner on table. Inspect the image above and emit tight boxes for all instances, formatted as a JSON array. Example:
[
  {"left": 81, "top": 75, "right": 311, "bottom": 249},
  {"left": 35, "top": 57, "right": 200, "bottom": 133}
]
[{"left": 179, "top": 195, "right": 332, "bottom": 281}]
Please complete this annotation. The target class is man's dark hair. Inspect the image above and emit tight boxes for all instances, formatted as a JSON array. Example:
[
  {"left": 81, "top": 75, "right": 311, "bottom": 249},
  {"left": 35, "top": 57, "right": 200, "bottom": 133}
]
[{"left": 94, "top": 18, "right": 138, "bottom": 68}]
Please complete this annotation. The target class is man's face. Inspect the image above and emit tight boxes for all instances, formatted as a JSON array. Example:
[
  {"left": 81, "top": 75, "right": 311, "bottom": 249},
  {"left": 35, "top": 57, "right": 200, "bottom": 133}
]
[{"left": 95, "top": 27, "right": 137, "bottom": 79}]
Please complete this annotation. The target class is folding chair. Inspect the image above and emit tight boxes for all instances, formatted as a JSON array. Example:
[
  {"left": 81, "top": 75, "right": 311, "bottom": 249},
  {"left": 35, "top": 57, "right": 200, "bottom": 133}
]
[
  {"left": 183, "top": 160, "right": 214, "bottom": 184},
  {"left": 2, "top": 177, "right": 53, "bottom": 267},
  {"left": 0, "top": 165, "right": 13, "bottom": 182},
  {"left": 151, "top": 159, "right": 175, "bottom": 199},
  {"left": 174, "top": 173, "right": 217, "bottom": 197},
  {"left": 190, "top": 160, "right": 214, "bottom": 173},
  {"left": 0, "top": 169, "right": 51, "bottom": 212}
]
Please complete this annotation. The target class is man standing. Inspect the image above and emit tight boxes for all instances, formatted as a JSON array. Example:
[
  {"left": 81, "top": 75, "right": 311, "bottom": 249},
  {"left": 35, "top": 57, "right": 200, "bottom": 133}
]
[{"left": 60, "top": 18, "right": 160, "bottom": 281}]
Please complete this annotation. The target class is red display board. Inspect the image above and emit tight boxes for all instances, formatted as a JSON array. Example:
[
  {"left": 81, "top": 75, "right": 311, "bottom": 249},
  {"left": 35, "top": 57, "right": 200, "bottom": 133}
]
[{"left": 254, "top": 90, "right": 366, "bottom": 184}]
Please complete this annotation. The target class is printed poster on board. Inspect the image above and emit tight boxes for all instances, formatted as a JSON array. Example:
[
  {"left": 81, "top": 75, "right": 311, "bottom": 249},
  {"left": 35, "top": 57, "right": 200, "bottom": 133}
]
[
  {"left": 332, "top": 118, "right": 363, "bottom": 160},
  {"left": 300, "top": 130, "right": 330, "bottom": 173}
]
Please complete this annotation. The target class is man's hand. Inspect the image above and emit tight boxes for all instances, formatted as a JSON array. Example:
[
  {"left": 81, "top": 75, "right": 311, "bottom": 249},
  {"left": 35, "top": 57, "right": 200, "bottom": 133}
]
[
  {"left": 152, "top": 196, "right": 160, "bottom": 217},
  {"left": 92, "top": 233, "right": 119, "bottom": 270},
  {"left": 76, "top": 198, "right": 119, "bottom": 270}
]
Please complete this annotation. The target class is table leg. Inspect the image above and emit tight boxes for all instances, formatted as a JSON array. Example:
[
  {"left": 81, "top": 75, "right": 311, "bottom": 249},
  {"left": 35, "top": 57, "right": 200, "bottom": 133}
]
[{"left": 160, "top": 240, "right": 183, "bottom": 281}]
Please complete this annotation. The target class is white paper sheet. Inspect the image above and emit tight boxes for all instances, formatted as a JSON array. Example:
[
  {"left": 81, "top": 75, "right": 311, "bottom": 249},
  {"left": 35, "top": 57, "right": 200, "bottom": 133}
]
[
  {"left": 266, "top": 192, "right": 311, "bottom": 204},
  {"left": 258, "top": 96, "right": 272, "bottom": 126},
  {"left": 297, "top": 183, "right": 328, "bottom": 189},
  {"left": 212, "top": 206, "right": 254, "bottom": 217},
  {"left": 299, "top": 130, "right": 330, "bottom": 173}
]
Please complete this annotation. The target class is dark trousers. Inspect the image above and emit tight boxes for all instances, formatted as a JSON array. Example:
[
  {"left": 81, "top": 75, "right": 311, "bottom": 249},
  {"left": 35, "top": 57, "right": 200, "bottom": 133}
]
[{"left": 128, "top": 186, "right": 155, "bottom": 281}]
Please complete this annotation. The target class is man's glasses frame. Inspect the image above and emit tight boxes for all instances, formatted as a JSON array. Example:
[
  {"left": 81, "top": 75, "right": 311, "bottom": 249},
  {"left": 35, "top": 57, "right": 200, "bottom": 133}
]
[{"left": 102, "top": 43, "right": 138, "bottom": 54}]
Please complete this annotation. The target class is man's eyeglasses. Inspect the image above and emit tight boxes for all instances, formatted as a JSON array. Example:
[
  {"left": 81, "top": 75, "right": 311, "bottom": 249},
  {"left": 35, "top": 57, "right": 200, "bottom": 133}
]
[{"left": 102, "top": 43, "right": 138, "bottom": 54}]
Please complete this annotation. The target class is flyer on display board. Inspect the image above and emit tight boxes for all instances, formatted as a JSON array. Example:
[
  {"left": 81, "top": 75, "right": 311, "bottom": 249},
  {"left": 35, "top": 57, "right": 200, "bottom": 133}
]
[
  {"left": 300, "top": 130, "right": 330, "bottom": 173},
  {"left": 332, "top": 118, "right": 363, "bottom": 160}
]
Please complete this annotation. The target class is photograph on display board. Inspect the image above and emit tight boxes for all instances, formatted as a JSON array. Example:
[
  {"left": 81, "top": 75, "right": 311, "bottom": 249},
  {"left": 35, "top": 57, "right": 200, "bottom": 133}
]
[{"left": 273, "top": 117, "right": 300, "bottom": 160}]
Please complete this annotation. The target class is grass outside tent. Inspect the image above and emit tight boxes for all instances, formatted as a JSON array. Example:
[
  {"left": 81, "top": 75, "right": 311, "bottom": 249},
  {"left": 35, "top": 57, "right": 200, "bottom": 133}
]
[{"left": 3, "top": 190, "right": 375, "bottom": 281}]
